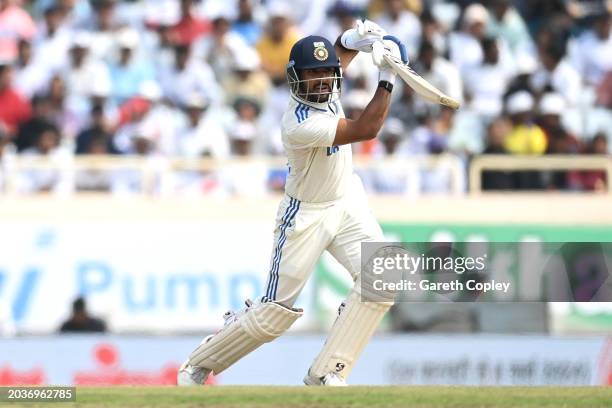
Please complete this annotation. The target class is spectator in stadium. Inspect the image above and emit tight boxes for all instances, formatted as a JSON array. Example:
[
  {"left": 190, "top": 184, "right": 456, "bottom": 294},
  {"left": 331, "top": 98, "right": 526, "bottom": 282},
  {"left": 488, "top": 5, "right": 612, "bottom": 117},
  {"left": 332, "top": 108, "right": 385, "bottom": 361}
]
[
  {"left": 482, "top": 116, "right": 514, "bottom": 190},
  {"left": 374, "top": 0, "right": 421, "bottom": 57},
  {"left": 84, "top": 0, "right": 125, "bottom": 62},
  {"left": 158, "top": 43, "right": 221, "bottom": 106},
  {"left": 504, "top": 91, "right": 548, "bottom": 189},
  {"left": 255, "top": 3, "right": 300, "bottom": 86},
  {"left": 538, "top": 93, "right": 581, "bottom": 189},
  {"left": 15, "top": 94, "right": 55, "bottom": 152},
  {"left": 45, "top": 74, "right": 72, "bottom": 136},
  {"left": 193, "top": 14, "right": 249, "bottom": 82},
  {"left": 169, "top": 0, "right": 210, "bottom": 46},
  {"left": 13, "top": 38, "right": 51, "bottom": 99},
  {"left": 60, "top": 32, "right": 112, "bottom": 104},
  {"left": 414, "top": 40, "right": 463, "bottom": 111},
  {"left": 0, "top": 61, "right": 31, "bottom": 138},
  {"left": 571, "top": 11, "right": 611, "bottom": 88},
  {"left": 321, "top": 1, "right": 361, "bottom": 43},
  {"left": 487, "top": 0, "right": 533, "bottom": 54},
  {"left": 31, "top": 5, "right": 71, "bottom": 75},
  {"left": 75, "top": 103, "right": 116, "bottom": 155},
  {"left": 520, "top": 0, "right": 572, "bottom": 38},
  {"left": 59, "top": 296, "right": 107, "bottom": 333},
  {"left": 145, "top": 10, "right": 180, "bottom": 69},
  {"left": 0, "top": 0, "right": 37, "bottom": 61},
  {"left": 539, "top": 93, "right": 581, "bottom": 154},
  {"left": 388, "top": 82, "right": 420, "bottom": 131},
  {"left": 232, "top": 0, "right": 263, "bottom": 46},
  {"left": 74, "top": 131, "right": 116, "bottom": 191},
  {"left": 364, "top": 117, "right": 419, "bottom": 195},
  {"left": 112, "top": 91, "right": 155, "bottom": 155},
  {"left": 596, "top": 70, "right": 612, "bottom": 107},
  {"left": 35, "top": 0, "right": 92, "bottom": 29},
  {"left": 228, "top": 112, "right": 258, "bottom": 157},
  {"left": 221, "top": 45, "right": 271, "bottom": 107},
  {"left": 20, "top": 123, "right": 72, "bottom": 193},
  {"left": 368, "top": 0, "right": 422, "bottom": 16},
  {"left": 504, "top": 52, "right": 538, "bottom": 98},
  {"left": 108, "top": 28, "right": 154, "bottom": 105},
  {"left": 171, "top": 92, "right": 229, "bottom": 159},
  {"left": 407, "top": 107, "right": 454, "bottom": 157},
  {"left": 569, "top": 132, "right": 609, "bottom": 191},
  {"left": 221, "top": 100, "right": 270, "bottom": 197},
  {"left": 377, "top": 117, "right": 407, "bottom": 157},
  {"left": 463, "top": 37, "right": 514, "bottom": 119},
  {"left": 133, "top": 81, "right": 183, "bottom": 156},
  {"left": 419, "top": 9, "right": 446, "bottom": 57},
  {"left": 396, "top": 106, "right": 456, "bottom": 194},
  {"left": 0, "top": 123, "right": 11, "bottom": 161},
  {"left": 504, "top": 91, "right": 547, "bottom": 155},
  {"left": 531, "top": 40, "right": 581, "bottom": 105},
  {"left": 0, "top": 123, "right": 11, "bottom": 193},
  {"left": 449, "top": 3, "right": 490, "bottom": 75}
]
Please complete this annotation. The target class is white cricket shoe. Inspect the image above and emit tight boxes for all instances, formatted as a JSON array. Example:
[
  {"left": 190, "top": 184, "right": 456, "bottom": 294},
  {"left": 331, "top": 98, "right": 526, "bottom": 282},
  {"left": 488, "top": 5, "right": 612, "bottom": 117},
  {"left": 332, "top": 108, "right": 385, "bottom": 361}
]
[
  {"left": 303, "top": 371, "right": 347, "bottom": 386},
  {"left": 177, "top": 334, "right": 214, "bottom": 386},
  {"left": 177, "top": 360, "right": 211, "bottom": 386}
]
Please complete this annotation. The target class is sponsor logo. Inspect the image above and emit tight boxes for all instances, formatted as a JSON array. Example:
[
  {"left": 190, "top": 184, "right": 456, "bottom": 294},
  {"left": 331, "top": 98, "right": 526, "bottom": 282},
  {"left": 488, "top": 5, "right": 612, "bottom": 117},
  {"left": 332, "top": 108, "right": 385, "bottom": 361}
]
[
  {"left": 0, "top": 365, "right": 45, "bottom": 385},
  {"left": 72, "top": 343, "right": 216, "bottom": 385}
]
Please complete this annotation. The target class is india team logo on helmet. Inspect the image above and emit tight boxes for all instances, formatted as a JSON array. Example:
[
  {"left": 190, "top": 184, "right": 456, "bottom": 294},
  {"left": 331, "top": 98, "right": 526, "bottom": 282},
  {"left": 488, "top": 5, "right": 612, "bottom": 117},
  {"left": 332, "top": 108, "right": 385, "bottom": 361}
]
[{"left": 313, "top": 42, "right": 329, "bottom": 61}]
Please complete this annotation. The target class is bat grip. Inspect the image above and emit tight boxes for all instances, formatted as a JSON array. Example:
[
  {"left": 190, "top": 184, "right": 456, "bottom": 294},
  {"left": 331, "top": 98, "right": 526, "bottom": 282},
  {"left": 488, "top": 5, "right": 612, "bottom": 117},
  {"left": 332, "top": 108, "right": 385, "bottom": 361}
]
[{"left": 382, "top": 35, "right": 408, "bottom": 64}]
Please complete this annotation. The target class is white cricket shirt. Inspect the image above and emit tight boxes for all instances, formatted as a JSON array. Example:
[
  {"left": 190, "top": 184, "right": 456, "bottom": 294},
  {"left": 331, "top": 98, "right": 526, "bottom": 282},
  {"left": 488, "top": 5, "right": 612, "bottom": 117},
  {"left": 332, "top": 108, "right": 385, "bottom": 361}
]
[{"left": 281, "top": 96, "right": 352, "bottom": 203}]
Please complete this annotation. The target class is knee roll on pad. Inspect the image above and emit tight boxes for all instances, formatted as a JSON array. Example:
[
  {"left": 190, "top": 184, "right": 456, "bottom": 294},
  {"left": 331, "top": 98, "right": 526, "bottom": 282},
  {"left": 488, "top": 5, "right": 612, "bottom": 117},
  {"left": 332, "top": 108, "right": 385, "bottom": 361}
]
[
  {"left": 308, "top": 287, "right": 393, "bottom": 380},
  {"left": 188, "top": 301, "right": 302, "bottom": 374}
]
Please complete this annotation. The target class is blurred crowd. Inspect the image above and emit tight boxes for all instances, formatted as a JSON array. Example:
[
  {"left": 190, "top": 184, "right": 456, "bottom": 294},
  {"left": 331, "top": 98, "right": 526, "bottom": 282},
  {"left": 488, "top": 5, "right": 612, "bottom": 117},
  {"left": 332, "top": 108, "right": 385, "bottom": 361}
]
[{"left": 0, "top": 0, "right": 610, "bottom": 195}]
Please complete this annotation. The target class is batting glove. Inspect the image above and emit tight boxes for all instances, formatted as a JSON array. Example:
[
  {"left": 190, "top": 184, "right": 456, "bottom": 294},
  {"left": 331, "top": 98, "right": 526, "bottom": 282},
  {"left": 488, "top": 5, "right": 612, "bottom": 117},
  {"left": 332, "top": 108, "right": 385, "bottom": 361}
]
[
  {"left": 340, "top": 19, "right": 387, "bottom": 53},
  {"left": 373, "top": 36, "right": 409, "bottom": 85}
]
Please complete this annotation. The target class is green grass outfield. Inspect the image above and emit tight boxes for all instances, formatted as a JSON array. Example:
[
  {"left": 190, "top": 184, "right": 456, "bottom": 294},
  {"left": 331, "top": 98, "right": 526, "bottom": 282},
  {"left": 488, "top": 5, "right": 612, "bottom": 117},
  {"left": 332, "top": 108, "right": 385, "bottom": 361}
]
[{"left": 7, "top": 386, "right": 612, "bottom": 408}]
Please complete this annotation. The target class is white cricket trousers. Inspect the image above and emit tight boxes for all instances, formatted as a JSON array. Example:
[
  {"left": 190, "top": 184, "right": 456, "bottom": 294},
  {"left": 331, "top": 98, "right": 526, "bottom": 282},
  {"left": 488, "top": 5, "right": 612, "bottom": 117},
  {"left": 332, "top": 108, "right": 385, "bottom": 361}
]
[{"left": 262, "top": 175, "right": 383, "bottom": 306}]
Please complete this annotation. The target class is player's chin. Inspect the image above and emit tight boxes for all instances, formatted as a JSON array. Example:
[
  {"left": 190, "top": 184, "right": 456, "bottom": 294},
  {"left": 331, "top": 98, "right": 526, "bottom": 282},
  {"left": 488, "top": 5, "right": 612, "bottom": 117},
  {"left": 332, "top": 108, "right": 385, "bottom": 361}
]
[{"left": 307, "top": 90, "right": 331, "bottom": 103}]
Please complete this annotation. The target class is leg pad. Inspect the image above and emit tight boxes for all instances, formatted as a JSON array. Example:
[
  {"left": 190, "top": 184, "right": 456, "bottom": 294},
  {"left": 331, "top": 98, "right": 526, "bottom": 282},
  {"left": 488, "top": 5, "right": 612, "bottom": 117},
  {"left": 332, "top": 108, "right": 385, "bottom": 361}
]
[{"left": 189, "top": 301, "right": 302, "bottom": 374}]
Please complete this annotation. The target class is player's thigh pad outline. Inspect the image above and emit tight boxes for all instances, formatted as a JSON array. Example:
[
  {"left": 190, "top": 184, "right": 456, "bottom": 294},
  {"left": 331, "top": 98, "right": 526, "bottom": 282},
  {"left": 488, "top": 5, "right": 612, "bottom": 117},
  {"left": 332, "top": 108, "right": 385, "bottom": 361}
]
[
  {"left": 308, "top": 283, "right": 395, "bottom": 379},
  {"left": 188, "top": 301, "right": 303, "bottom": 374}
]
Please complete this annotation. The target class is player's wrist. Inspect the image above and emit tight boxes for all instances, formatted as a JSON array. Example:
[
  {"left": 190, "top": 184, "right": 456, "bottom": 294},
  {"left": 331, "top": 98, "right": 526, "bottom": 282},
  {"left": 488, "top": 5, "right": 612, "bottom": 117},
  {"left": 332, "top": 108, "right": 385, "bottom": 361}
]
[
  {"left": 378, "top": 80, "right": 394, "bottom": 93},
  {"left": 378, "top": 69, "right": 396, "bottom": 86}
]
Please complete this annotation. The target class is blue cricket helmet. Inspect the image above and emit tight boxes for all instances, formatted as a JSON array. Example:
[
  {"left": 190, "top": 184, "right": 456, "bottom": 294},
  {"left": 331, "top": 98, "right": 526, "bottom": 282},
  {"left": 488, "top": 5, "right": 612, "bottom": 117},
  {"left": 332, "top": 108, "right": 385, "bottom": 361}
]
[{"left": 286, "top": 35, "right": 342, "bottom": 104}]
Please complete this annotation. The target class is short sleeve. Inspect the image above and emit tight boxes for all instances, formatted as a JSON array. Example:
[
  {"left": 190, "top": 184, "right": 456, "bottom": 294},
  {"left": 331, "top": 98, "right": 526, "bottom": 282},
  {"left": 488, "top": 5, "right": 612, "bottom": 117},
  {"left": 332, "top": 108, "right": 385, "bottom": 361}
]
[{"left": 284, "top": 115, "right": 339, "bottom": 149}]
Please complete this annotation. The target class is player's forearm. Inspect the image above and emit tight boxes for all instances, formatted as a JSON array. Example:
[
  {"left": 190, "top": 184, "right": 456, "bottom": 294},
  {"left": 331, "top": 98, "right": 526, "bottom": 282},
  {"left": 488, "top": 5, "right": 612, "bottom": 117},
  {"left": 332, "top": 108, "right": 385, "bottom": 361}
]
[
  {"left": 333, "top": 87, "right": 391, "bottom": 145},
  {"left": 355, "top": 87, "right": 391, "bottom": 139}
]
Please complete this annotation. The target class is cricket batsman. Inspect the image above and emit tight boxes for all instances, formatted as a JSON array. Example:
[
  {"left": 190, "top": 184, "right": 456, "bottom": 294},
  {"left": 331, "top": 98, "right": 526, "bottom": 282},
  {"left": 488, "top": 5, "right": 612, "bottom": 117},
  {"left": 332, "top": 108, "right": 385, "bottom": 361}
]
[{"left": 178, "top": 20, "right": 405, "bottom": 386}]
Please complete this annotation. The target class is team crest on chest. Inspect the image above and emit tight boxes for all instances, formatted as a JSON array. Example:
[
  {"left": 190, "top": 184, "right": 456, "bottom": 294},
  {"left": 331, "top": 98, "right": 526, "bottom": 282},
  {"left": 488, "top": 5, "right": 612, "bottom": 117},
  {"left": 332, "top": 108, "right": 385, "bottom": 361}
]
[{"left": 313, "top": 42, "right": 328, "bottom": 61}]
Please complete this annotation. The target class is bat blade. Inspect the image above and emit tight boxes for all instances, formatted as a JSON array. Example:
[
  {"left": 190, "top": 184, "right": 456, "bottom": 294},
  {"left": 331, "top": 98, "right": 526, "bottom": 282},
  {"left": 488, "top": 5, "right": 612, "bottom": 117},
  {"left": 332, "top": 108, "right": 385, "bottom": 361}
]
[{"left": 383, "top": 53, "right": 460, "bottom": 110}]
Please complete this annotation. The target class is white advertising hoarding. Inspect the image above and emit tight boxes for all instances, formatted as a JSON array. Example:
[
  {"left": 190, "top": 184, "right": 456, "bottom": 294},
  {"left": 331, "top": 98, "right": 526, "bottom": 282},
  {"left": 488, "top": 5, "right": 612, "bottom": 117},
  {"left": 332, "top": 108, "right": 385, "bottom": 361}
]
[
  {"left": 0, "top": 335, "right": 609, "bottom": 386},
  {"left": 0, "top": 221, "right": 317, "bottom": 334}
]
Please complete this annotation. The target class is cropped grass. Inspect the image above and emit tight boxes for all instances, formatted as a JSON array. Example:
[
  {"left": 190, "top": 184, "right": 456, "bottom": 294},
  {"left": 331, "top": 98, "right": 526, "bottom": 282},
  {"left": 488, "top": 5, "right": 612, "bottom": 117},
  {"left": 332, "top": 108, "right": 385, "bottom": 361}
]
[{"left": 12, "top": 386, "right": 612, "bottom": 408}]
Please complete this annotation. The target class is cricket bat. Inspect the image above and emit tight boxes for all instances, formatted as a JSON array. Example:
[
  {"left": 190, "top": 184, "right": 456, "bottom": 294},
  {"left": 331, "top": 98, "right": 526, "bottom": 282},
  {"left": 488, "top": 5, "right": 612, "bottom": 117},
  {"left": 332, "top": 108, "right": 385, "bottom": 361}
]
[{"left": 381, "top": 51, "right": 461, "bottom": 110}]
